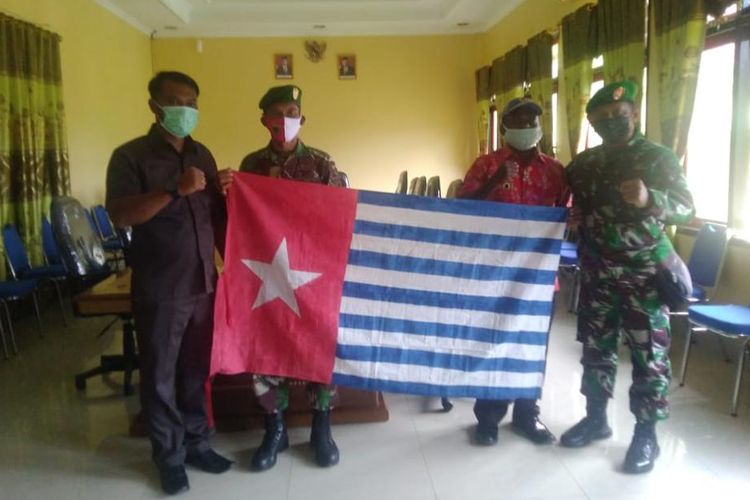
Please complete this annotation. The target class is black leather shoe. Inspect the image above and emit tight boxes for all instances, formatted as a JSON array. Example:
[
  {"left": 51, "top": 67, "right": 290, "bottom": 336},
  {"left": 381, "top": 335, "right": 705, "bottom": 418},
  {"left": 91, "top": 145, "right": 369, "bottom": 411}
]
[
  {"left": 512, "top": 418, "right": 556, "bottom": 445},
  {"left": 158, "top": 465, "right": 189, "bottom": 495},
  {"left": 623, "top": 433, "right": 660, "bottom": 474},
  {"left": 473, "top": 425, "right": 498, "bottom": 446},
  {"left": 186, "top": 448, "right": 233, "bottom": 474},
  {"left": 560, "top": 416, "right": 612, "bottom": 448},
  {"left": 310, "top": 410, "right": 340, "bottom": 467},
  {"left": 251, "top": 412, "right": 289, "bottom": 472}
]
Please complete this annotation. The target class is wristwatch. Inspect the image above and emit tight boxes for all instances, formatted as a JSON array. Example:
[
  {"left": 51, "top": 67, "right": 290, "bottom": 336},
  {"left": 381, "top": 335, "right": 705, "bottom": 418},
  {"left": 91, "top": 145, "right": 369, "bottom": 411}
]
[{"left": 165, "top": 178, "right": 180, "bottom": 200}]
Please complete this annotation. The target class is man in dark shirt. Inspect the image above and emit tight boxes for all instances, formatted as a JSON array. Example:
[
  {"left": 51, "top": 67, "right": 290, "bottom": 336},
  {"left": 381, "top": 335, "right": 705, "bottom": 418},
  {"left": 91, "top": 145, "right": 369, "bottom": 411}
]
[
  {"left": 106, "top": 71, "right": 231, "bottom": 495},
  {"left": 219, "top": 85, "right": 344, "bottom": 473}
]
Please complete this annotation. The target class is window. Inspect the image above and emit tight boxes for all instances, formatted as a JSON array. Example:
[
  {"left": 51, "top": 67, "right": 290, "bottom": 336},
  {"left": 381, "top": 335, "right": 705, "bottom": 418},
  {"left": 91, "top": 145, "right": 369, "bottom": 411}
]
[
  {"left": 551, "top": 42, "right": 559, "bottom": 156},
  {"left": 686, "top": 42, "right": 735, "bottom": 223},
  {"left": 490, "top": 100, "right": 499, "bottom": 151},
  {"left": 575, "top": 56, "right": 605, "bottom": 154},
  {"left": 685, "top": 6, "right": 750, "bottom": 227}
]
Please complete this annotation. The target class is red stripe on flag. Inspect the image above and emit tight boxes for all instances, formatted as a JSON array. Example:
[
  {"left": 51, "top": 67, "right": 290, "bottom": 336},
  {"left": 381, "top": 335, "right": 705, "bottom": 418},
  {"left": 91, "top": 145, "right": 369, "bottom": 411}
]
[{"left": 211, "top": 173, "right": 357, "bottom": 383}]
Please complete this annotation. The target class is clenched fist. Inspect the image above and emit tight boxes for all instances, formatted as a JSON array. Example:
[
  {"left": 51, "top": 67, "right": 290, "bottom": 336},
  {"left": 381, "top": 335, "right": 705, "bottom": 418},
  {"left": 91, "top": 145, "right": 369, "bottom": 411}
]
[
  {"left": 178, "top": 166, "right": 206, "bottom": 196},
  {"left": 619, "top": 178, "right": 649, "bottom": 208},
  {"left": 218, "top": 168, "right": 234, "bottom": 196}
]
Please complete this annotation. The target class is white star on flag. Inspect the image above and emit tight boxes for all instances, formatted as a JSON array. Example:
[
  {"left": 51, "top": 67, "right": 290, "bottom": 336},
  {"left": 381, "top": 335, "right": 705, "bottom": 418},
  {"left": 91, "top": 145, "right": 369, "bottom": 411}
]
[{"left": 241, "top": 238, "right": 322, "bottom": 316}]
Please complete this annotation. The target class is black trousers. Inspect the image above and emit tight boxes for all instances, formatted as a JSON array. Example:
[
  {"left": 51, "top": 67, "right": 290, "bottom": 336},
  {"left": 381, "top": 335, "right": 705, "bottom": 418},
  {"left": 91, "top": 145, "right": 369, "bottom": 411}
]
[
  {"left": 133, "top": 294, "right": 214, "bottom": 467},
  {"left": 474, "top": 398, "right": 540, "bottom": 429}
]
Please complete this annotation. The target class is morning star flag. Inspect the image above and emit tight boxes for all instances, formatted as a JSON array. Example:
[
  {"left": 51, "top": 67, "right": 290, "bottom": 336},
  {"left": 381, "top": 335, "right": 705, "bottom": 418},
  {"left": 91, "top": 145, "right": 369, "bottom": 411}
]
[{"left": 211, "top": 173, "right": 567, "bottom": 400}]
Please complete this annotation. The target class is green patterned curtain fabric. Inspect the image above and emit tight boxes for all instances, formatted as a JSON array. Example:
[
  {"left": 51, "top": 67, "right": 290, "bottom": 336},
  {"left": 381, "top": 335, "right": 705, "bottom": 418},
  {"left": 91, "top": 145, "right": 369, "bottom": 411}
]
[
  {"left": 0, "top": 13, "right": 70, "bottom": 277},
  {"left": 598, "top": 0, "right": 647, "bottom": 92},
  {"left": 475, "top": 66, "right": 492, "bottom": 155},
  {"left": 497, "top": 45, "right": 528, "bottom": 110},
  {"left": 526, "top": 32, "right": 554, "bottom": 155},
  {"left": 646, "top": 0, "right": 707, "bottom": 162},
  {"left": 562, "top": 4, "right": 598, "bottom": 157}
]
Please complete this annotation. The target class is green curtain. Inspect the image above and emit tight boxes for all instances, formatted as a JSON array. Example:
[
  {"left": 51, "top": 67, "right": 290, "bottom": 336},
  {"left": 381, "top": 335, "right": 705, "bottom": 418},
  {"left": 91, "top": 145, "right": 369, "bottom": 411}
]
[
  {"left": 598, "top": 0, "right": 647, "bottom": 92},
  {"left": 526, "top": 32, "right": 554, "bottom": 155},
  {"left": 0, "top": 13, "right": 70, "bottom": 278},
  {"left": 497, "top": 45, "right": 528, "bottom": 111},
  {"left": 475, "top": 66, "right": 492, "bottom": 156},
  {"left": 562, "top": 4, "right": 598, "bottom": 158},
  {"left": 646, "top": 0, "right": 707, "bottom": 162}
]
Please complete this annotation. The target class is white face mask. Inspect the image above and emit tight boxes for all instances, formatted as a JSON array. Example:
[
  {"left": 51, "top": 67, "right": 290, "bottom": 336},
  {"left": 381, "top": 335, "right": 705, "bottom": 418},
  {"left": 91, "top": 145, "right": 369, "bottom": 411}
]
[
  {"left": 504, "top": 126, "right": 543, "bottom": 151},
  {"left": 284, "top": 117, "right": 302, "bottom": 142}
]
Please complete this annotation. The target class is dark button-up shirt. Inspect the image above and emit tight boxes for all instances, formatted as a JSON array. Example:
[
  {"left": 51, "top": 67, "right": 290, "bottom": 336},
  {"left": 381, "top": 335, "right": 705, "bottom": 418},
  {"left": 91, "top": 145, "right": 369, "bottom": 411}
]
[
  {"left": 106, "top": 125, "right": 226, "bottom": 301},
  {"left": 239, "top": 141, "right": 346, "bottom": 186}
]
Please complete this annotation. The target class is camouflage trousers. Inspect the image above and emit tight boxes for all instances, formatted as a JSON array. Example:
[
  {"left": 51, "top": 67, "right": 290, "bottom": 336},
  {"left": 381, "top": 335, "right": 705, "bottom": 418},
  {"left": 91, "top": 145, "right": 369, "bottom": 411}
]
[
  {"left": 577, "top": 274, "right": 672, "bottom": 422},
  {"left": 252, "top": 375, "right": 338, "bottom": 414}
]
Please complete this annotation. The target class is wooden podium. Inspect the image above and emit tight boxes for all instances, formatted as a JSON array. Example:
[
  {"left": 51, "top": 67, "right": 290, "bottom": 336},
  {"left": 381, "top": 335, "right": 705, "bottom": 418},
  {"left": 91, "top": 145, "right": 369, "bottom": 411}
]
[{"left": 73, "top": 269, "right": 389, "bottom": 434}]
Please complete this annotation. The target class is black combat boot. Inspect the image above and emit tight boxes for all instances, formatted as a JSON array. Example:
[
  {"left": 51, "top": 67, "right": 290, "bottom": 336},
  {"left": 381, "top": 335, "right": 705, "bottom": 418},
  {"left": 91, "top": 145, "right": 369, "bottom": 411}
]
[
  {"left": 560, "top": 398, "right": 613, "bottom": 448},
  {"left": 623, "top": 421, "right": 659, "bottom": 474},
  {"left": 251, "top": 412, "right": 289, "bottom": 472},
  {"left": 310, "top": 410, "right": 340, "bottom": 467}
]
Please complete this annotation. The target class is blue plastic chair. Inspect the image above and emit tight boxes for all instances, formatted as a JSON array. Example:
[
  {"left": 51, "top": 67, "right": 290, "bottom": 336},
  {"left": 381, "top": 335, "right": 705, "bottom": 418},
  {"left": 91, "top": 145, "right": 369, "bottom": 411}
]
[
  {"left": 559, "top": 240, "right": 580, "bottom": 313},
  {"left": 685, "top": 223, "right": 730, "bottom": 303},
  {"left": 0, "top": 278, "right": 43, "bottom": 357},
  {"left": 2, "top": 224, "right": 68, "bottom": 327},
  {"left": 91, "top": 205, "right": 126, "bottom": 268},
  {"left": 680, "top": 304, "right": 750, "bottom": 416},
  {"left": 41, "top": 216, "right": 63, "bottom": 267}
]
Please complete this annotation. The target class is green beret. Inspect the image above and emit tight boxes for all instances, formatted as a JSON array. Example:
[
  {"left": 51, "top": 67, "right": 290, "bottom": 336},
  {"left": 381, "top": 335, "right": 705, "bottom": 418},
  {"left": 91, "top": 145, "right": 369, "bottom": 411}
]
[
  {"left": 259, "top": 85, "right": 302, "bottom": 110},
  {"left": 586, "top": 80, "right": 638, "bottom": 114}
]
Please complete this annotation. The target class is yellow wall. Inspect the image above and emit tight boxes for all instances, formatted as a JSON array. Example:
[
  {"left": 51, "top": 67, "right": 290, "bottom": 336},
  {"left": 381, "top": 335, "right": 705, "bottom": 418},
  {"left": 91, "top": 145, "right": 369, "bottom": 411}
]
[
  {"left": 151, "top": 35, "right": 482, "bottom": 191},
  {"left": 482, "top": 0, "right": 593, "bottom": 64},
  {"left": 0, "top": 0, "right": 153, "bottom": 207}
]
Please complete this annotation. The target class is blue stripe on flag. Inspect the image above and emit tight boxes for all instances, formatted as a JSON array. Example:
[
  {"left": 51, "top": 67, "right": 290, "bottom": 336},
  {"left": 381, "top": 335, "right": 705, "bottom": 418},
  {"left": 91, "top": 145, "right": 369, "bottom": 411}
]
[
  {"left": 338, "top": 314, "right": 549, "bottom": 344},
  {"left": 330, "top": 374, "right": 542, "bottom": 400},
  {"left": 342, "top": 282, "right": 553, "bottom": 316},
  {"left": 357, "top": 190, "right": 567, "bottom": 223},
  {"left": 348, "top": 250, "right": 556, "bottom": 284},
  {"left": 335, "top": 344, "right": 546, "bottom": 373},
  {"left": 353, "top": 220, "right": 562, "bottom": 255}
]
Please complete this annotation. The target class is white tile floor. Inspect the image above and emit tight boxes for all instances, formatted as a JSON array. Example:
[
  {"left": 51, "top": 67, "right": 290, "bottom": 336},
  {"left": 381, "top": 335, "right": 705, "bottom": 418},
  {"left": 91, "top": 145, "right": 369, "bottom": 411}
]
[{"left": 1, "top": 281, "right": 749, "bottom": 500}]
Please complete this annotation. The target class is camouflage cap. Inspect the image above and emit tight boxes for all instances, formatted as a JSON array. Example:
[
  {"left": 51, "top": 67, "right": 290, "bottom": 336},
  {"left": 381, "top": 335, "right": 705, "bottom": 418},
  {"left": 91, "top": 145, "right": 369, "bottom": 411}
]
[
  {"left": 586, "top": 80, "right": 638, "bottom": 114},
  {"left": 259, "top": 85, "right": 302, "bottom": 110}
]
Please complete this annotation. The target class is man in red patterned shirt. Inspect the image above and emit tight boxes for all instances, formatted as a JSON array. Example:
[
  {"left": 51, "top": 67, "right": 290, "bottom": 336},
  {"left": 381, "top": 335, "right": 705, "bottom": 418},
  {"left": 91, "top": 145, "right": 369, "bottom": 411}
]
[{"left": 458, "top": 97, "right": 569, "bottom": 447}]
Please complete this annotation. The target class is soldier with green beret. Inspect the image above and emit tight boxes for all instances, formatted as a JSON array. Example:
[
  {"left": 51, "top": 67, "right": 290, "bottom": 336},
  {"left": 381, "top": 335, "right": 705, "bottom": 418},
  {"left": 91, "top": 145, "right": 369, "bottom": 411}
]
[
  {"left": 218, "top": 84, "right": 344, "bottom": 473},
  {"left": 560, "top": 81, "right": 695, "bottom": 474}
]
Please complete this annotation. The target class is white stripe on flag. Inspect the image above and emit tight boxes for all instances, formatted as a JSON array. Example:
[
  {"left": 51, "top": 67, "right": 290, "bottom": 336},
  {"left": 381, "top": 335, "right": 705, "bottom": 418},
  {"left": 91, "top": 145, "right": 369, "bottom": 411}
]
[
  {"left": 350, "top": 234, "right": 561, "bottom": 272},
  {"left": 333, "top": 358, "right": 544, "bottom": 389},
  {"left": 338, "top": 328, "right": 547, "bottom": 361},
  {"left": 356, "top": 203, "right": 565, "bottom": 240},
  {"left": 343, "top": 265, "right": 553, "bottom": 302},
  {"left": 339, "top": 296, "right": 551, "bottom": 334}
]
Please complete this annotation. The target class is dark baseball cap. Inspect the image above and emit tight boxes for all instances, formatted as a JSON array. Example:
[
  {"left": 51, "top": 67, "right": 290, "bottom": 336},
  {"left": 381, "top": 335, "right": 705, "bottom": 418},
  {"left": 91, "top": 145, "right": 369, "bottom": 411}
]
[{"left": 502, "top": 97, "right": 543, "bottom": 117}]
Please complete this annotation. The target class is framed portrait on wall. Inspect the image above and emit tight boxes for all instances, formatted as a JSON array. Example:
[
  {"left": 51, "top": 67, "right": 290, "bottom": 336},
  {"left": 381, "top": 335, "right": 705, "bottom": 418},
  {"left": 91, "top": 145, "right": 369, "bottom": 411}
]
[
  {"left": 338, "top": 54, "right": 356, "bottom": 80},
  {"left": 274, "top": 54, "right": 293, "bottom": 79}
]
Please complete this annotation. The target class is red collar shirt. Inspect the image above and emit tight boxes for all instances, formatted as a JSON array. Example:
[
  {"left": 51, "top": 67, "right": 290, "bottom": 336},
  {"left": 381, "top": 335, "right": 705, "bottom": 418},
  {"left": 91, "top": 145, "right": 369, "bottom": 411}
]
[{"left": 457, "top": 147, "right": 569, "bottom": 207}]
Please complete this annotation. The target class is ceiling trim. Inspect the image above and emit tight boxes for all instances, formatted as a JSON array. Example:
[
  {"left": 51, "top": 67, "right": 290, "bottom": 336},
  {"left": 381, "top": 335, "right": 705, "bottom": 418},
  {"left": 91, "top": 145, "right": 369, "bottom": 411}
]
[
  {"left": 159, "top": 0, "right": 193, "bottom": 25},
  {"left": 95, "top": 0, "right": 526, "bottom": 39},
  {"left": 94, "top": 0, "right": 153, "bottom": 35}
]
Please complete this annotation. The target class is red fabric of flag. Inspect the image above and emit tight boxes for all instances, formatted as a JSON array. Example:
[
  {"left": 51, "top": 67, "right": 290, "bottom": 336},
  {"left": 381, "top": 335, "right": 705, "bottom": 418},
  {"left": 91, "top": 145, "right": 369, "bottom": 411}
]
[{"left": 210, "top": 173, "right": 357, "bottom": 383}]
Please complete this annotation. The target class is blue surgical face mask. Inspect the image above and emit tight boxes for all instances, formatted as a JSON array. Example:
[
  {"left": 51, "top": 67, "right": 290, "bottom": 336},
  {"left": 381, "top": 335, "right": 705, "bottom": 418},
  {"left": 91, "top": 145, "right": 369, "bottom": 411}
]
[
  {"left": 503, "top": 126, "right": 543, "bottom": 151},
  {"left": 158, "top": 105, "right": 199, "bottom": 138}
]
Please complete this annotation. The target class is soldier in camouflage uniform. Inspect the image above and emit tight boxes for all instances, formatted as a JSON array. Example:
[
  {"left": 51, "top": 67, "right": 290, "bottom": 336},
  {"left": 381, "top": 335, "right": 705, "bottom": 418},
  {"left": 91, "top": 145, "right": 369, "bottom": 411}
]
[
  {"left": 219, "top": 85, "right": 345, "bottom": 472},
  {"left": 560, "top": 81, "right": 694, "bottom": 474}
]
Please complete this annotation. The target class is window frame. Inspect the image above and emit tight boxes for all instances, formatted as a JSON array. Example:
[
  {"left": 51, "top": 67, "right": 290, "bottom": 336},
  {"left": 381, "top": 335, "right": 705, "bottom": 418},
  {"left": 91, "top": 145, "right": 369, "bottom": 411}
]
[{"left": 685, "top": 10, "right": 750, "bottom": 228}]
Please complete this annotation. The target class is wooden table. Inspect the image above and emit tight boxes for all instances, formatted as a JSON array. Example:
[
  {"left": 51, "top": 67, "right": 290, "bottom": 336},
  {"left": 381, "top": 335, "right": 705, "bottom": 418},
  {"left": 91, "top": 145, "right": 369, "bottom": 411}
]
[{"left": 73, "top": 269, "right": 389, "bottom": 434}]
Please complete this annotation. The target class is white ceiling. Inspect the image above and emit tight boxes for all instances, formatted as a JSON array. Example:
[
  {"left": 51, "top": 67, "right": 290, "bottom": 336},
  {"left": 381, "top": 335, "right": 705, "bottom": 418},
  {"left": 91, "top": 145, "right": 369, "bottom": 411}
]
[{"left": 95, "top": 0, "right": 527, "bottom": 38}]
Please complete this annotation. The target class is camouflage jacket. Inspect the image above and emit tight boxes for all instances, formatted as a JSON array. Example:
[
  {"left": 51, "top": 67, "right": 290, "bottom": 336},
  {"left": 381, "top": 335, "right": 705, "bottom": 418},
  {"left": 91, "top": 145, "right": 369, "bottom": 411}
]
[
  {"left": 239, "top": 140, "right": 346, "bottom": 186},
  {"left": 566, "top": 133, "right": 695, "bottom": 275}
]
